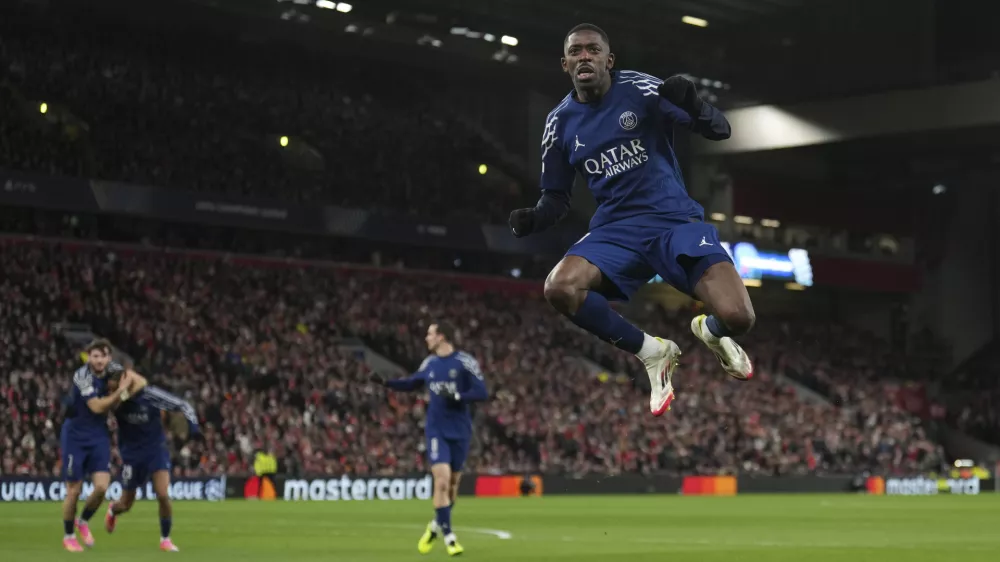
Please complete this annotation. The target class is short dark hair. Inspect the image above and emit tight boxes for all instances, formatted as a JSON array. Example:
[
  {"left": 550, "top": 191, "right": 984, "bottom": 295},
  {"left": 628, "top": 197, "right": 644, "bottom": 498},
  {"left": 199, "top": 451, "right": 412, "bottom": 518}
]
[
  {"left": 85, "top": 338, "right": 113, "bottom": 356},
  {"left": 432, "top": 321, "right": 457, "bottom": 343},
  {"left": 565, "top": 23, "right": 610, "bottom": 48}
]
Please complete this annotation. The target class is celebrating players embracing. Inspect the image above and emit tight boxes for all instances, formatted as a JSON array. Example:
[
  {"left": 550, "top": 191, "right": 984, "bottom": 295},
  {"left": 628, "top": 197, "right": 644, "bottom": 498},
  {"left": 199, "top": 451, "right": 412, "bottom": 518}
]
[
  {"left": 60, "top": 339, "right": 147, "bottom": 552},
  {"left": 509, "top": 24, "right": 755, "bottom": 416},
  {"left": 371, "top": 322, "right": 489, "bottom": 557},
  {"left": 104, "top": 371, "right": 201, "bottom": 552}
]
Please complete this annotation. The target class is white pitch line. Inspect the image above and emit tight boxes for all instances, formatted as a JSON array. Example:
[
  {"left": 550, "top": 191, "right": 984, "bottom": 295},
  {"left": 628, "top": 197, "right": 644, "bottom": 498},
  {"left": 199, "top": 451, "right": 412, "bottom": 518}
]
[
  {"left": 467, "top": 527, "right": 512, "bottom": 540},
  {"left": 365, "top": 523, "right": 512, "bottom": 540}
]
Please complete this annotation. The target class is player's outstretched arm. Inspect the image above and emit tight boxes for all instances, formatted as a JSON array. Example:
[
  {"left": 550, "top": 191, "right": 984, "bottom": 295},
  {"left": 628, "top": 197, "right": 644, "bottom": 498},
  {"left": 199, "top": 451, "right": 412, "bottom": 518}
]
[
  {"left": 657, "top": 75, "right": 731, "bottom": 141},
  {"left": 144, "top": 385, "right": 201, "bottom": 434},
  {"left": 371, "top": 371, "right": 427, "bottom": 392}
]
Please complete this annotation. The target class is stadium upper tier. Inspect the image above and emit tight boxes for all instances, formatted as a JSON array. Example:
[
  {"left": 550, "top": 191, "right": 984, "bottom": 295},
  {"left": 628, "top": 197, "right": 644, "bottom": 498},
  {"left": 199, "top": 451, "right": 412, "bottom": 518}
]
[
  {"left": 0, "top": 237, "right": 945, "bottom": 478},
  {"left": 0, "top": 10, "right": 529, "bottom": 225}
]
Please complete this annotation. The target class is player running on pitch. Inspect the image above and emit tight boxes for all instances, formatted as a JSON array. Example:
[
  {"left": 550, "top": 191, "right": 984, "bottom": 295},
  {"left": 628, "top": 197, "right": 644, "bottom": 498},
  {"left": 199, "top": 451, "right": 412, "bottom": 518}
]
[
  {"left": 61, "top": 339, "right": 147, "bottom": 552},
  {"left": 370, "top": 322, "right": 489, "bottom": 557},
  {"left": 103, "top": 371, "right": 200, "bottom": 552},
  {"left": 508, "top": 23, "right": 755, "bottom": 416}
]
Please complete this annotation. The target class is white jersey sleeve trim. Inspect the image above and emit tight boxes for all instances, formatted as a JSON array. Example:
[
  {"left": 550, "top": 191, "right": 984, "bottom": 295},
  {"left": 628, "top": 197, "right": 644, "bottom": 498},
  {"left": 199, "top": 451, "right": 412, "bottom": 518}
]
[
  {"left": 456, "top": 351, "right": 484, "bottom": 380},
  {"left": 541, "top": 94, "right": 573, "bottom": 162},
  {"left": 617, "top": 70, "right": 663, "bottom": 97},
  {"left": 418, "top": 355, "right": 434, "bottom": 373}
]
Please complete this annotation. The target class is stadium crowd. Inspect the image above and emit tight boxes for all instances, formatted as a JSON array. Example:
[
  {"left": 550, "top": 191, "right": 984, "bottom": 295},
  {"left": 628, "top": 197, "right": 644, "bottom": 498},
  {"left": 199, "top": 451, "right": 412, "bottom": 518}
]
[
  {"left": 0, "top": 238, "right": 946, "bottom": 479},
  {"left": 0, "top": 5, "right": 526, "bottom": 225}
]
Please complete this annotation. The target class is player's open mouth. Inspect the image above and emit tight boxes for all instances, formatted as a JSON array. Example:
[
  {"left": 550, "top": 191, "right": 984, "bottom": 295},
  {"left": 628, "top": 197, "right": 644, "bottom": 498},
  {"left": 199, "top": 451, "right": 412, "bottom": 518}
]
[{"left": 576, "top": 66, "right": 595, "bottom": 80}]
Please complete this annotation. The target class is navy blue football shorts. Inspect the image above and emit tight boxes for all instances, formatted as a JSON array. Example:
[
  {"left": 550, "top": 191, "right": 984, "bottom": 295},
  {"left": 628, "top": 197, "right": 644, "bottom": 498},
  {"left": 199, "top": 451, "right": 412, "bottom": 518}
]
[
  {"left": 61, "top": 427, "right": 111, "bottom": 482},
  {"left": 565, "top": 219, "right": 733, "bottom": 301},
  {"left": 426, "top": 434, "right": 470, "bottom": 472},
  {"left": 120, "top": 447, "right": 172, "bottom": 491}
]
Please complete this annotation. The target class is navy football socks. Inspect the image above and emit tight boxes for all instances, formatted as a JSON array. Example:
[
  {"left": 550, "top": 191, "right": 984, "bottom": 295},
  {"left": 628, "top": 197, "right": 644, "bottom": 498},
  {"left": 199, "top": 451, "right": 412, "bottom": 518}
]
[
  {"left": 79, "top": 507, "right": 96, "bottom": 522},
  {"left": 63, "top": 519, "right": 74, "bottom": 536},
  {"left": 570, "top": 292, "right": 644, "bottom": 354},
  {"left": 435, "top": 505, "right": 452, "bottom": 537},
  {"left": 706, "top": 315, "right": 733, "bottom": 338},
  {"left": 160, "top": 517, "right": 172, "bottom": 539}
]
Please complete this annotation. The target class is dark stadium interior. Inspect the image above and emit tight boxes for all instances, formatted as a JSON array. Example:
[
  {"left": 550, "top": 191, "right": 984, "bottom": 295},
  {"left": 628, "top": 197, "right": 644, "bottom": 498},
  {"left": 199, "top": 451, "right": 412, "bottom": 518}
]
[{"left": 3, "top": 0, "right": 1000, "bottom": 557}]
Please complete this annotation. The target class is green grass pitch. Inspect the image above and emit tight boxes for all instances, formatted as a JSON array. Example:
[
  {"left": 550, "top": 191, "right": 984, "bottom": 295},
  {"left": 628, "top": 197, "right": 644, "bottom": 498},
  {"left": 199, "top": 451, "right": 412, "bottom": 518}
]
[{"left": 3, "top": 494, "right": 999, "bottom": 561}]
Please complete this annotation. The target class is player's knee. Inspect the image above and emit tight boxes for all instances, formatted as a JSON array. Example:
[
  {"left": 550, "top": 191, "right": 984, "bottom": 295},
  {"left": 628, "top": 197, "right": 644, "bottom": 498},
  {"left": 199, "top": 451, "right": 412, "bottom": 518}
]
[
  {"left": 91, "top": 482, "right": 109, "bottom": 497},
  {"left": 717, "top": 304, "right": 755, "bottom": 336},
  {"left": 433, "top": 475, "right": 451, "bottom": 496},
  {"left": 545, "top": 257, "right": 599, "bottom": 315},
  {"left": 434, "top": 479, "right": 450, "bottom": 495},
  {"left": 543, "top": 276, "right": 582, "bottom": 315}
]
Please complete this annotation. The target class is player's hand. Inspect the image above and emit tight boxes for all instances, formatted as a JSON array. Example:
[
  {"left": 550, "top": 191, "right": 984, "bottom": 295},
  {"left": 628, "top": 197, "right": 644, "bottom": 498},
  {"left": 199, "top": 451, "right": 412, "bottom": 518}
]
[
  {"left": 129, "top": 372, "right": 148, "bottom": 393},
  {"left": 508, "top": 208, "right": 536, "bottom": 238},
  {"left": 368, "top": 372, "right": 386, "bottom": 386},
  {"left": 117, "top": 370, "right": 134, "bottom": 398},
  {"left": 658, "top": 75, "right": 704, "bottom": 114}
]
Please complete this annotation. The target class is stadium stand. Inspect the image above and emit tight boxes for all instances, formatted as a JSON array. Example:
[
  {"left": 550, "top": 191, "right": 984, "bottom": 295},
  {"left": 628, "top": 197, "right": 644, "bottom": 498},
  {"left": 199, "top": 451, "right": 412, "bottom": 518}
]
[{"left": 0, "top": 237, "right": 946, "bottom": 478}]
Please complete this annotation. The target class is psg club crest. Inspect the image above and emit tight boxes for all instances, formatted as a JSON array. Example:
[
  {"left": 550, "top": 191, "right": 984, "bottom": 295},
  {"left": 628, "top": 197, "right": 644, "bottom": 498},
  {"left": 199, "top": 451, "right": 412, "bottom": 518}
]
[{"left": 619, "top": 111, "right": 638, "bottom": 130}]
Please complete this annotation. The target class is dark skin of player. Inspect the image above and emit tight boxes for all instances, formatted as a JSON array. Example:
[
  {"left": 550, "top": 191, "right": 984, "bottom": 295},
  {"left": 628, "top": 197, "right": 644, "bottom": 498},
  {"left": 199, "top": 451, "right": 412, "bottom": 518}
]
[
  {"left": 544, "top": 30, "right": 756, "bottom": 336},
  {"left": 562, "top": 29, "right": 616, "bottom": 103}
]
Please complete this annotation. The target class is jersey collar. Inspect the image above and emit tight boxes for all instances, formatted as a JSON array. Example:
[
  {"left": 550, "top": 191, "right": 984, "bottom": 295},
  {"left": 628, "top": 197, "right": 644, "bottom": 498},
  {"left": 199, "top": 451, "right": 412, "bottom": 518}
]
[{"left": 571, "top": 71, "right": 618, "bottom": 108}]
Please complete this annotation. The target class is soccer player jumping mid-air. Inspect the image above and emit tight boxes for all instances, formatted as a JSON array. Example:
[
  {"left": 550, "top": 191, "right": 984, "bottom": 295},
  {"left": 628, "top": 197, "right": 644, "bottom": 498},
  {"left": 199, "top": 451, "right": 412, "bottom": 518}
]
[
  {"left": 371, "top": 322, "right": 489, "bottom": 557},
  {"left": 60, "top": 339, "right": 147, "bottom": 552},
  {"left": 508, "top": 24, "right": 755, "bottom": 416},
  {"left": 104, "top": 372, "right": 201, "bottom": 552}
]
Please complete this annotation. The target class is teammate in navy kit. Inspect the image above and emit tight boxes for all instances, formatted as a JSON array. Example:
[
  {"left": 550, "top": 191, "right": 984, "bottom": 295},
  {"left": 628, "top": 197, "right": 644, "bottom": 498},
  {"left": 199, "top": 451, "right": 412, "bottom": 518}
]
[
  {"left": 60, "top": 339, "right": 147, "bottom": 552},
  {"left": 103, "top": 373, "right": 199, "bottom": 553},
  {"left": 371, "top": 322, "right": 488, "bottom": 557},
  {"left": 508, "top": 24, "right": 755, "bottom": 416}
]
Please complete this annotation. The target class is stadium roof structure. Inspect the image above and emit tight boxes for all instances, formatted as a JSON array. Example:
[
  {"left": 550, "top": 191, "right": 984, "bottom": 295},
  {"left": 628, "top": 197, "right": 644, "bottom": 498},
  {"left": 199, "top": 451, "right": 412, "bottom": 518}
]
[
  {"left": 74, "top": 0, "right": 1000, "bottom": 109},
  {"left": 268, "top": 0, "right": 1000, "bottom": 108}
]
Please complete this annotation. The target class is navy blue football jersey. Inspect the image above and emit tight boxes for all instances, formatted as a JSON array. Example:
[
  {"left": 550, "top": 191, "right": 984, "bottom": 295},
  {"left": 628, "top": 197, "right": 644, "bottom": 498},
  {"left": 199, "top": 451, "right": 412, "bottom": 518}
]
[
  {"left": 385, "top": 351, "right": 488, "bottom": 441},
  {"left": 540, "top": 70, "right": 730, "bottom": 231},
  {"left": 114, "top": 385, "right": 199, "bottom": 457},
  {"left": 63, "top": 364, "right": 118, "bottom": 445}
]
